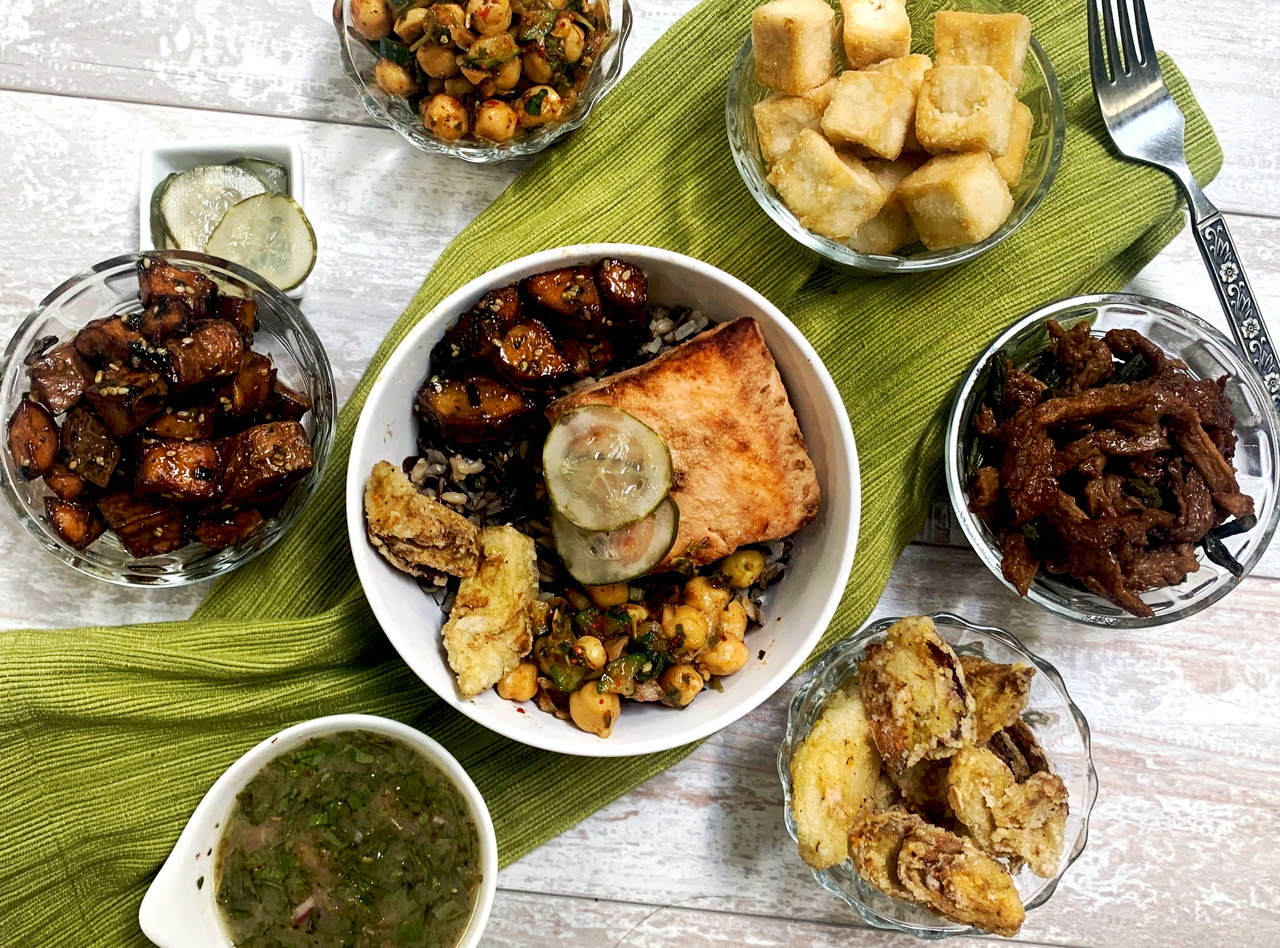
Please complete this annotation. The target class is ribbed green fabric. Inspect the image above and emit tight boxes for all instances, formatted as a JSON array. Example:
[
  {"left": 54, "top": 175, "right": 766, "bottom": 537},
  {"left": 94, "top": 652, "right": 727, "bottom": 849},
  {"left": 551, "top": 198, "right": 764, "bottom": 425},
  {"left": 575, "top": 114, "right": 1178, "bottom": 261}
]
[{"left": 1, "top": 0, "right": 1222, "bottom": 943}]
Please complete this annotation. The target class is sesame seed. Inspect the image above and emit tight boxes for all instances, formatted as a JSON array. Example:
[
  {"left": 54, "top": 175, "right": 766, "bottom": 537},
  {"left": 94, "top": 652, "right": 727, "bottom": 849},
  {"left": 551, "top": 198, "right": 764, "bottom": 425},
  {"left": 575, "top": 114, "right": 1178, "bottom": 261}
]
[
  {"left": 94, "top": 371, "right": 103, "bottom": 383},
  {"left": 67, "top": 460, "right": 78, "bottom": 470}
]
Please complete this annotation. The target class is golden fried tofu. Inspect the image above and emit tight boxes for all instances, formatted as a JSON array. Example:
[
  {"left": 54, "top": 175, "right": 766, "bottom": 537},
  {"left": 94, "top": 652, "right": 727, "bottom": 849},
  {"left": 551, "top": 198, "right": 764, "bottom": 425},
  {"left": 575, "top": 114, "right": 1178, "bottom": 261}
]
[
  {"left": 550, "top": 318, "right": 821, "bottom": 570},
  {"left": 365, "top": 460, "right": 479, "bottom": 578},
  {"left": 752, "top": 0, "right": 836, "bottom": 94},
  {"left": 993, "top": 100, "right": 1034, "bottom": 188},
  {"left": 753, "top": 93, "right": 824, "bottom": 166},
  {"left": 839, "top": 0, "right": 910, "bottom": 69},
  {"left": 767, "top": 130, "right": 889, "bottom": 240},
  {"left": 933, "top": 10, "right": 1033, "bottom": 88},
  {"left": 820, "top": 71, "right": 915, "bottom": 159},
  {"left": 859, "top": 616, "right": 975, "bottom": 775},
  {"left": 442, "top": 525, "right": 538, "bottom": 699},
  {"left": 851, "top": 809, "right": 923, "bottom": 900},
  {"left": 960, "top": 654, "right": 1035, "bottom": 742},
  {"left": 899, "top": 152, "right": 1014, "bottom": 251},
  {"left": 897, "top": 824, "right": 1025, "bottom": 937},
  {"left": 790, "top": 684, "right": 885, "bottom": 869},
  {"left": 846, "top": 158, "right": 920, "bottom": 255}
]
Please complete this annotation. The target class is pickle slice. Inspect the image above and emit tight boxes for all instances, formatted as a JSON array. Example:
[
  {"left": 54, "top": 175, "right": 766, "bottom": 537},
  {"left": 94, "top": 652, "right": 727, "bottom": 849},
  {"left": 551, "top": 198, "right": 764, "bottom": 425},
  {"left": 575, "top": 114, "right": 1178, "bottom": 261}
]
[
  {"left": 159, "top": 164, "right": 267, "bottom": 251},
  {"left": 552, "top": 497, "right": 679, "bottom": 586},
  {"left": 205, "top": 193, "right": 318, "bottom": 292}
]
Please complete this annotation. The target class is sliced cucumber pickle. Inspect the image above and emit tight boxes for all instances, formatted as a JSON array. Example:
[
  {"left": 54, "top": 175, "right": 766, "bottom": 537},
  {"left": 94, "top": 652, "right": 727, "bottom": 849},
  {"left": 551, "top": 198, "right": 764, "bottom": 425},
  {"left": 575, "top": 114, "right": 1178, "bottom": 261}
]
[
  {"left": 228, "top": 157, "right": 290, "bottom": 194},
  {"left": 159, "top": 164, "right": 267, "bottom": 251},
  {"left": 544, "top": 405, "right": 673, "bottom": 532},
  {"left": 205, "top": 192, "right": 318, "bottom": 292},
  {"left": 149, "top": 173, "right": 179, "bottom": 249},
  {"left": 552, "top": 497, "right": 679, "bottom": 586}
]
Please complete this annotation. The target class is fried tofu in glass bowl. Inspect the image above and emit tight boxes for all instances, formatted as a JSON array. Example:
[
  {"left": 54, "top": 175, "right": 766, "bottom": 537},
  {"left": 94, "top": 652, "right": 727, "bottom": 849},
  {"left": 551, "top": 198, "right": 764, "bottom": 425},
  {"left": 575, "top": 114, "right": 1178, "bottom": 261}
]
[{"left": 778, "top": 613, "right": 1096, "bottom": 939}]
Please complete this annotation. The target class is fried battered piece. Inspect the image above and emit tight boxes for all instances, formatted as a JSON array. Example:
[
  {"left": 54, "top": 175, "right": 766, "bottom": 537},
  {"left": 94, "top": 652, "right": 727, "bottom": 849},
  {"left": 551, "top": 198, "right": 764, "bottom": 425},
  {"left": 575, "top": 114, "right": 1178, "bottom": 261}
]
[
  {"left": 892, "top": 758, "right": 954, "bottom": 824},
  {"left": 859, "top": 617, "right": 975, "bottom": 775},
  {"left": 986, "top": 720, "right": 1050, "bottom": 782},
  {"left": 897, "top": 824, "right": 1026, "bottom": 937},
  {"left": 790, "top": 683, "right": 885, "bottom": 869},
  {"left": 364, "top": 460, "right": 480, "bottom": 579},
  {"left": 850, "top": 810, "right": 923, "bottom": 900},
  {"left": 959, "top": 655, "right": 1035, "bottom": 743},
  {"left": 442, "top": 525, "right": 538, "bottom": 699}
]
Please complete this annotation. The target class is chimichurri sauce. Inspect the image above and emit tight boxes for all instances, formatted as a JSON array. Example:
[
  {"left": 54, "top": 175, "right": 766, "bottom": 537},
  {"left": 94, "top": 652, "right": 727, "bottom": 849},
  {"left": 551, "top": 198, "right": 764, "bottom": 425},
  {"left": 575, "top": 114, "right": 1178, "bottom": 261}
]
[{"left": 216, "top": 730, "right": 481, "bottom": 948}]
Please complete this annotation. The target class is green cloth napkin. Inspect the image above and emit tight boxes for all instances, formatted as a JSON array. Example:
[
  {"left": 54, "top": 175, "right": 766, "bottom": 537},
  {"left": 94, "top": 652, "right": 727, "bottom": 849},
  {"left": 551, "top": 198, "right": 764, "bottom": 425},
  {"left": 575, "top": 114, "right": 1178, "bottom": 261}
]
[{"left": 1, "top": 0, "right": 1222, "bottom": 943}]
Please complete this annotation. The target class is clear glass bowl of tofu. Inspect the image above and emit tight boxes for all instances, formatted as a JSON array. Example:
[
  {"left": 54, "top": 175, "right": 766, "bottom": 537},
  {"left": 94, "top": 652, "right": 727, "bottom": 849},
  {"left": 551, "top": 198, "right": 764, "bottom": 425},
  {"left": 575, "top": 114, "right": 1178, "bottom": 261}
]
[
  {"left": 0, "top": 251, "right": 336, "bottom": 586},
  {"left": 778, "top": 613, "right": 1097, "bottom": 939},
  {"left": 726, "top": 0, "right": 1065, "bottom": 272}
]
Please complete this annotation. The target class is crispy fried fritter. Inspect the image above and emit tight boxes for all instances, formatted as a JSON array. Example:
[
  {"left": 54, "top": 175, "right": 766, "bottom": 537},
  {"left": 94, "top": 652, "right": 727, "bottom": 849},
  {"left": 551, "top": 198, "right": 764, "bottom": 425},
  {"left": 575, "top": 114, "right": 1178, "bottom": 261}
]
[
  {"left": 897, "top": 824, "right": 1026, "bottom": 937},
  {"left": 892, "top": 758, "right": 954, "bottom": 824},
  {"left": 859, "top": 617, "right": 975, "bottom": 775},
  {"left": 850, "top": 809, "right": 923, "bottom": 900},
  {"left": 988, "top": 718, "right": 1051, "bottom": 781},
  {"left": 365, "top": 460, "right": 480, "bottom": 578},
  {"left": 790, "top": 684, "right": 885, "bottom": 869},
  {"left": 959, "top": 654, "right": 1035, "bottom": 742}
]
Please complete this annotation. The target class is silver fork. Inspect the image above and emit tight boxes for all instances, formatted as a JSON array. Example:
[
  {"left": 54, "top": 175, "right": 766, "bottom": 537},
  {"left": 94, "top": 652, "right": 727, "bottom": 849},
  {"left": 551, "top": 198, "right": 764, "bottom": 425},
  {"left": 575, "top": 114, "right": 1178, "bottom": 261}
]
[{"left": 1088, "top": 0, "right": 1279, "bottom": 400}]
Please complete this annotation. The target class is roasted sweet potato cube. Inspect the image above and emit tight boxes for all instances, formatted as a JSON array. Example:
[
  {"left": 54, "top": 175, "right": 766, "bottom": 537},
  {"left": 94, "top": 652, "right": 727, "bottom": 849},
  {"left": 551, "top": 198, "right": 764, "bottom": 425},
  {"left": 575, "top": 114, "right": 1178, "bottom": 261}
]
[
  {"left": 28, "top": 343, "right": 92, "bottom": 414},
  {"left": 136, "top": 298, "right": 193, "bottom": 344},
  {"left": 60, "top": 407, "right": 121, "bottom": 488},
  {"left": 164, "top": 320, "right": 243, "bottom": 392},
  {"left": 44, "top": 497, "right": 105, "bottom": 550},
  {"left": 219, "top": 421, "right": 314, "bottom": 504},
  {"left": 521, "top": 267, "right": 603, "bottom": 326},
  {"left": 434, "top": 287, "right": 522, "bottom": 368},
  {"left": 415, "top": 372, "right": 537, "bottom": 445},
  {"left": 97, "top": 491, "right": 184, "bottom": 557},
  {"left": 7, "top": 399, "right": 59, "bottom": 480},
  {"left": 144, "top": 406, "right": 214, "bottom": 442},
  {"left": 494, "top": 320, "right": 573, "bottom": 388},
  {"left": 138, "top": 257, "right": 217, "bottom": 319},
  {"left": 215, "top": 295, "right": 258, "bottom": 344},
  {"left": 560, "top": 335, "right": 615, "bottom": 379},
  {"left": 595, "top": 259, "right": 649, "bottom": 326},
  {"left": 215, "top": 352, "right": 276, "bottom": 417},
  {"left": 193, "top": 508, "right": 265, "bottom": 549},
  {"left": 136, "top": 439, "right": 222, "bottom": 502},
  {"left": 84, "top": 367, "right": 169, "bottom": 438},
  {"left": 74, "top": 315, "right": 146, "bottom": 367},
  {"left": 44, "top": 461, "right": 89, "bottom": 501},
  {"left": 263, "top": 380, "right": 311, "bottom": 422}
]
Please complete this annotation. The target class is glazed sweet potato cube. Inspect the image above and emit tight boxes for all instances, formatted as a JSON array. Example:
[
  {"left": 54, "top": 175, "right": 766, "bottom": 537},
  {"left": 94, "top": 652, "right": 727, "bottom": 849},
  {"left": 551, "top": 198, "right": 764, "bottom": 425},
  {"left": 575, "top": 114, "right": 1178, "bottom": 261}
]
[
  {"left": 84, "top": 367, "right": 168, "bottom": 438},
  {"left": 993, "top": 100, "right": 1034, "bottom": 188},
  {"left": 752, "top": 0, "right": 836, "bottom": 94},
  {"left": 7, "top": 399, "right": 59, "bottom": 480},
  {"left": 219, "top": 421, "right": 314, "bottom": 504},
  {"left": 44, "top": 461, "right": 89, "bottom": 501},
  {"left": 28, "top": 343, "right": 93, "bottom": 415},
  {"left": 916, "top": 65, "right": 1017, "bottom": 156},
  {"left": 262, "top": 380, "right": 312, "bottom": 422},
  {"left": 193, "top": 508, "right": 265, "bottom": 549},
  {"left": 821, "top": 71, "right": 916, "bottom": 159},
  {"left": 165, "top": 320, "right": 243, "bottom": 392},
  {"left": 840, "top": 0, "right": 910, "bottom": 69},
  {"left": 595, "top": 259, "right": 649, "bottom": 326},
  {"left": 97, "top": 492, "right": 185, "bottom": 558},
  {"left": 136, "top": 298, "right": 193, "bottom": 344},
  {"left": 766, "top": 129, "right": 888, "bottom": 240},
  {"left": 135, "top": 439, "right": 222, "bottom": 502},
  {"left": 522, "top": 267, "right": 604, "bottom": 327},
  {"left": 60, "top": 406, "right": 122, "bottom": 488},
  {"left": 494, "top": 320, "right": 573, "bottom": 388},
  {"left": 215, "top": 295, "right": 258, "bottom": 345},
  {"left": 74, "top": 315, "right": 145, "bottom": 367},
  {"left": 215, "top": 352, "right": 276, "bottom": 417},
  {"left": 934, "top": 11, "right": 1032, "bottom": 88},
  {"left": 44, "top": 497, "right": 105, "bottom": 550},
  {"left": 899, "top": 152, "right": 1014, "bottom": 250},
  {"left": 138, "top": 257, "right": 217, "bottom": 319},
  {"left": 144, "top": 406, "right": 214, "bottom": 442},
  {"left": 416, "top": 372, "right": 536, "bottom": 445},
  {"left": 753, "top": 94, "right": 824, "bottom": 166},
  {"left": 560, "top": 335, "right": 615, "bottom": 379},
  {"left": 434, "top": 287, "right": 522, "bottom": 369}
]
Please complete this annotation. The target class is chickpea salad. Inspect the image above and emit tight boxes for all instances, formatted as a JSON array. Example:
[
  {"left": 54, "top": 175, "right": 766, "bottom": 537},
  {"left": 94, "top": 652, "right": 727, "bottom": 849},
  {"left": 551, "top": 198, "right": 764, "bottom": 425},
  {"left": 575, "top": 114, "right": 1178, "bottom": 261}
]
[
  {"left": 363, "top": 259, "right": 821, "bottom": 739},
  {"left": 350, "top": 0, "right": 612, "bottom": 145}
]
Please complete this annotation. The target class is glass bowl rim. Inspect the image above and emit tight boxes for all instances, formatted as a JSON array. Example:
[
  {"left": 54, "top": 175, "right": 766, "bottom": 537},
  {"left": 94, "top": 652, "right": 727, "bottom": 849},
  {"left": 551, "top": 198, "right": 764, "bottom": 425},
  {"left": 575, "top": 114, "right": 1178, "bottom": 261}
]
[
  {"left": 776, "top": 611, "right": 1098, "bottom": 938},
  {"left": 943, "top": 291, "right": 1280, "bottom": 628},
  {"left": 724, "top": 20, "right": 1066, "bottom": 273},
  {"left": 0, "top": 249, "right": 338, "bottom": 588},
  {"left": 331, "top": 0, "right": 634, "bottom": 164}
]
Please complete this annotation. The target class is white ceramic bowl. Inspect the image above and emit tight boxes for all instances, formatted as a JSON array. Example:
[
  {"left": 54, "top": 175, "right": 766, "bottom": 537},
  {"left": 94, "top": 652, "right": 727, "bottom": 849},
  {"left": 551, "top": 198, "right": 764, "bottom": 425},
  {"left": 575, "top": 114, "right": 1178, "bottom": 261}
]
[
  {"left": 139, "top": 713, "right": 498, "bottom": 948},
  {"left": 347, "top": 244, "right": 860, "bottom": 757}
]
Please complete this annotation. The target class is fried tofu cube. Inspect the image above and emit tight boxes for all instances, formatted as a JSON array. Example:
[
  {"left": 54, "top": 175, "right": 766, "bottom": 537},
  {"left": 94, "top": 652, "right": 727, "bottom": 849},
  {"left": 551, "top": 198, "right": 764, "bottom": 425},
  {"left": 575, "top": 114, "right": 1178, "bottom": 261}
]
[
  {"left": 801, "top": 75, "right": 839, "bottom": 113},
  {"left": 821, "top": 70, "right": 915, "bottom": 159},
  {"left": 766, "top": 130, "right": 887, "bottom": 240},
  {"left": 44, "top": 497, "right": 105, "bottom": 550},
  {"left": 846, "top": 158, "right": 919, "bottom": 254},
  {"left": 136, "top": 439, "right": 222, "bottom": 502},
  {"left": 753, "top": 94, "right": 823, "bottom": 166},
  {"left": 28, "top": 343, "right": 92, "bottom": 415},
  {"left": 839, "top": 0, "right": 910, "bottom": 69},
  {"left": 993, "top": 100, "right": 1034, "bottom": 188},
  {"left": 866, "top": 53, "right": 932, "bottom": 152},
  {"left": 934, "top": 10, "right": 1033, "bottom": 88},
  {"left": 899, "top": 152, "right": 1014, "bottom": 250},
  {"left": 916, "top": 65, "right": 1017, "bottom": 156},
  {"left": 84, "top": 367, "right": 169, "bottom": 439},
  {"left": 60, "top": 406, "right": 121, "bottom": 488},
  {"left": 752, "top": 0, "right": 836, "bottom": 95},
  {"left": 219, "top": 421, "right": 314, "bottom": 504}
]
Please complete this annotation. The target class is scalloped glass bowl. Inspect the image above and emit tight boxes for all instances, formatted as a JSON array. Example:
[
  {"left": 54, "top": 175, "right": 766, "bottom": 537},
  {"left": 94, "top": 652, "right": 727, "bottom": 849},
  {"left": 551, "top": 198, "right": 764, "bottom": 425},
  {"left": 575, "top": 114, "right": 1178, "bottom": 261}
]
[
  {"left": 0, "top": 251, "right": 337, "bottom": 587},
  {"left": 945, "top": 293, "right": 1280, "bottom": 628},
  {"left": 332, "top": 0, "right": 632, "bottom": 163},
  {"left": 778, "top": 613, "right": 1097, "bottom": 939},
  {"left": 725, "top": 0, "right": 1065, "bottom": 272}
]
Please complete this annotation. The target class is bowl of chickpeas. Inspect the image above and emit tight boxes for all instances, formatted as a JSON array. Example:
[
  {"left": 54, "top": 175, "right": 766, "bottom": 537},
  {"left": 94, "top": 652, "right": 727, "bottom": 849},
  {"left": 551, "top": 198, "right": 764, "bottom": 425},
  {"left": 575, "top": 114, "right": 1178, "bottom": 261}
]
[{"left": 334, "top": 0, "right": 632, "bottom": 160}]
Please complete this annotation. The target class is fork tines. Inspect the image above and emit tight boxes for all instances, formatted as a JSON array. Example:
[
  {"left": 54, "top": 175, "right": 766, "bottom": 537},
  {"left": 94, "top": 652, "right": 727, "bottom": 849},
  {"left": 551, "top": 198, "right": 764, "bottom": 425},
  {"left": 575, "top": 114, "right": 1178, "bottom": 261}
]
[{"left": 1088, "top": 0, "right": 1158, "bottom": 82}]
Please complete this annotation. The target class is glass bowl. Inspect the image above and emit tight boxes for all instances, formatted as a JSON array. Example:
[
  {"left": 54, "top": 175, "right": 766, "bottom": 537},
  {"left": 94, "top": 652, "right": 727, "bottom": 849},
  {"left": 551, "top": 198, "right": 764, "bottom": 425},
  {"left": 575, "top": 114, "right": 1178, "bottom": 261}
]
[
  {"left": 726, "top": 0, "right": 1064, "bottom": 273},
  {"left": 945, "top": 293, "right": 1280, "bottom": 627},
  {"left": 778, "top": 613, "right": 1097, "bottom": 939},
  {"left": 0, "top": 251, "right": 337, "bottom": 587},
  {"left": 332, "top": 0, "right": 632, "bottom": 163}
]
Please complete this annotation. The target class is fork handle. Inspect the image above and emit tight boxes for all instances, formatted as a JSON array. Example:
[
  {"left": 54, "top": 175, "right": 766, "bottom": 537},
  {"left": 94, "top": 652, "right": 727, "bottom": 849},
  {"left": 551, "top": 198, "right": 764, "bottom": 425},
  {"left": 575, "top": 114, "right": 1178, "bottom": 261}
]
[{"left": 1189, "top": 207, "right": 1280, "bottom": 402}]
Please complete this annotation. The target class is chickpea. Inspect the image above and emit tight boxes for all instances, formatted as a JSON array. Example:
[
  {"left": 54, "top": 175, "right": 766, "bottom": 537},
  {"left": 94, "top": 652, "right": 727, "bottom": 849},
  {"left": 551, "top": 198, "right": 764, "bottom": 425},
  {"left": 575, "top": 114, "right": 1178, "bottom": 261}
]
[
  {"left": 394, "top": 6, "right": 429, "bottom": 42},
  {"left": 575, "top": 634, "right": 607, "bottom": 670},
  {"left": 662, "top": 604, "right": 709, "bottom": 659},
  {"left": 420, "top": 94, "right": 470, "bottom": 141},
  {"left": 586, "top": 583, "right": 629, "bottom": 609},
  {"left": 722, "top": 549, "right": 766, "bottom": 588},
  {"left": 659, "top": 664, "right": 704, "bottom": 708},
  {"left": 350, "top": 0, "right": 394, "bottom": 40},
  {"left": 719, "top": 599, "right": 749, "bottom": 641},
  {"left": 467, "top": 0, "right": 513, "bottom": 34},
  {"left": 443, "top": 76, "right": 475, "bottom": 98},
  {"left": 551, "top": 13, "right": 585, "bottom": 63},
  {"left": 417, "top": 42, "right": 461, "bottom": 79},
  {"left": 699, "top": 635, "right": 750, "bottom": 677},
  {"left": 496, "top": 661, "right": 538, "bottom": 702},
  {"left": 492, "top": 55, "right": 522, "bottom": 91},
  {"left": 684, "top": 575, "right": 731, "bottom": 616},
  {"left": 373, "top": 58, "right": 420, "bottom": 96},
  {"left": 516, "top": 85, "right": 565, "bottom": 127},
  {"left": 425, "top": 2, "right": 467, "bottom": 41},
  {"left": 522, "top": 47, "right": 555, "bottom": 84},
  {"left": 619, "top": 603, "right": 649, "bottom": 625},
  {"left": 569, "top": 687, "right": 620, "bottom": 738},
  {"left": 474, "top": 99, "right": 518, "bottom": 141}
]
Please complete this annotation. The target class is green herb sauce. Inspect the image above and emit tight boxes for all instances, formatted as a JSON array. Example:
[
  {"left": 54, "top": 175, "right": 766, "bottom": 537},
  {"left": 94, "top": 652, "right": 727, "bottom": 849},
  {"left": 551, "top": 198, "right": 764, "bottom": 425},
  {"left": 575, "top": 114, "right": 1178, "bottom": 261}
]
[{"left": 216, "top": 730, "right": 481, "bottom": 948}]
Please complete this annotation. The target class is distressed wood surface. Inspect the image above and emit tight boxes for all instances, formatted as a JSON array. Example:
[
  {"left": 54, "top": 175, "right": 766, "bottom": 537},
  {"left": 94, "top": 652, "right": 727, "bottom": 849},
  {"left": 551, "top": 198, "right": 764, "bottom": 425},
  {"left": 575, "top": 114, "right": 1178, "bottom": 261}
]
[{"left": 1, "top": 2, "right": 1279, "bottom": 947}]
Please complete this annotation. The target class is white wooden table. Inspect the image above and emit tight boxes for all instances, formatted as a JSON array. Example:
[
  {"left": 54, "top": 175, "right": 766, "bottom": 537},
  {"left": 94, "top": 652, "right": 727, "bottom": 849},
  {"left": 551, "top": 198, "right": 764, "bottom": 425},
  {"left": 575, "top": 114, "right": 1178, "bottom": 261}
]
[{"left": 2, "top": 2, "right": 1279, "bottom": 945}]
